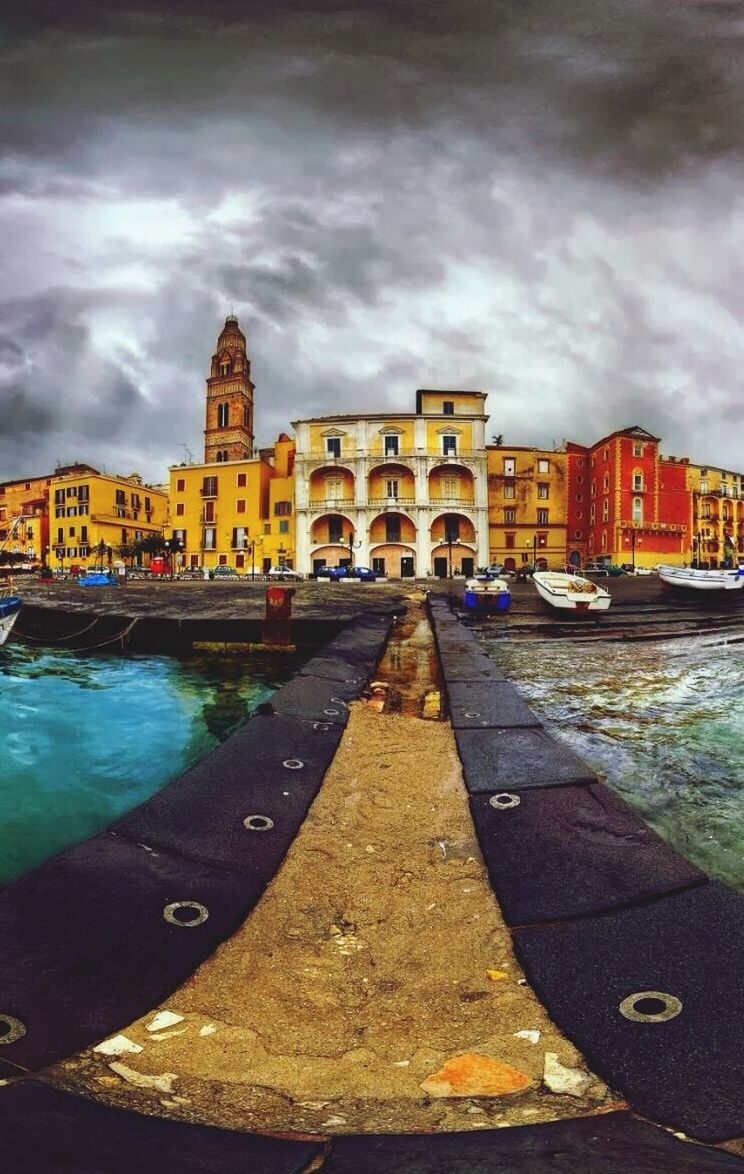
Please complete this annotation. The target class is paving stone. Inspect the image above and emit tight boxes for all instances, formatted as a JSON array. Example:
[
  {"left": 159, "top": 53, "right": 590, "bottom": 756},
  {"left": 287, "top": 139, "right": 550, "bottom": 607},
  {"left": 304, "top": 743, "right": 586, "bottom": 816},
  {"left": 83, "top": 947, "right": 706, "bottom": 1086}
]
[
  {"left": 268, "top": 673, "right": 357, "bottom": 725},
  {"left": 0, "top": 833, "right": 264, "bottom": 1070},
  {"left": 437, "top": 648, "right": 507, "bottom": 683},
  {"left": 455, "top": 727, "right": 596, "bottom": 792},
  {"left": 299, "top": 653, "right": 373, "bottom": 684},
  {"left": 447, "top": 680, "right": 542, "bottom": 729},
  {"left": 0, "top": 1081, "right": 318, "bottom": 1174},
  {"left": 470, "top": 784, "right": 706, "bottom": 925},
  {"left": 321, "top": 1111, "right": 742, "bottom": 1172},
  {"left": 113, "top": 714, "right": 341, "bottom": 878},
  {"left": 514, "top": 882, "right": 744, "bottom": 1142}
]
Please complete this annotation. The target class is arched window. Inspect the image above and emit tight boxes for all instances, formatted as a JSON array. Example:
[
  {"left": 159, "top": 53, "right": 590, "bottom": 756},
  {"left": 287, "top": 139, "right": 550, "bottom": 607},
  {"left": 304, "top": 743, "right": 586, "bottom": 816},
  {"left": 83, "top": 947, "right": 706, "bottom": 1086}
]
[
  {"left": 632, "top": 497, "right": 643, "bottom": 523},
  {"left": 220, "top": 359, "right": 230, "bottom": 376},
  {"left": 217, "top": 403, "right": 230, "bottom": 428}
]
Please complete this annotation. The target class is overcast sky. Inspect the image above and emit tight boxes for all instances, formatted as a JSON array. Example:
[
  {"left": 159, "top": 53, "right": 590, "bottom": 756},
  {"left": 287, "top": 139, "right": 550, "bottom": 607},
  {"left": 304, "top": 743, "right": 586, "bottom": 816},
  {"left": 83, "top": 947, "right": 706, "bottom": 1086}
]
[{"left": 2, "top": 0, "right": 744, "bottom": 482}]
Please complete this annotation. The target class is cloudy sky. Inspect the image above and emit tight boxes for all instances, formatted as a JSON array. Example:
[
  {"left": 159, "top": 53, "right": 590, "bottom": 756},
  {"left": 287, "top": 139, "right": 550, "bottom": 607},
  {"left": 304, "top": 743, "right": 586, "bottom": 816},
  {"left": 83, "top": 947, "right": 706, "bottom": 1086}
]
[{"left": 2, "top": 0, "right": 744, "bottom": 481}]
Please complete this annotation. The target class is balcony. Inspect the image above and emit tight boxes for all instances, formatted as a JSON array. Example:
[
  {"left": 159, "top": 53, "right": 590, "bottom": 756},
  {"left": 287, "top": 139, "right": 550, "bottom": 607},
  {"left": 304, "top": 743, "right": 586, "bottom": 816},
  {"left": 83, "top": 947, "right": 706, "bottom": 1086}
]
[
  {"left": 428, "top": 496, "right": 475, "bottom": 508},
  {"left": 368, "top": 497, "right": 416, "bottom": 510},
  {"left": 200, "top": 486, "right": 218, "bottom": 498},
  {"left": 308, "top": 498, "right": 357, "bottom": 512}
]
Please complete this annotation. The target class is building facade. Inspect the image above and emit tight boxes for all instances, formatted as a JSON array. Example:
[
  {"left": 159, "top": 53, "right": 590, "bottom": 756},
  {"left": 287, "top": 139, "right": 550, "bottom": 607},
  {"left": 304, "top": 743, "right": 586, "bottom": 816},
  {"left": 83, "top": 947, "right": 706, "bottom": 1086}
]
[
  {"left": 204, "top": 315, "right": 255, "bottom": 464},
  {"left": 686, "top": 460, "right": 744, "bottom": 568},
  {"left": 486, "top": 446, "right": 567, "bottom": 571},
  {"left": 292, "top": 390, "right": 490, "bottom": 577},
  {"left": 0, "top": 474, "right": 51, "bottom": 565},
  {"left": 48, "top": 465, "right": 168, "bottom": 570}
]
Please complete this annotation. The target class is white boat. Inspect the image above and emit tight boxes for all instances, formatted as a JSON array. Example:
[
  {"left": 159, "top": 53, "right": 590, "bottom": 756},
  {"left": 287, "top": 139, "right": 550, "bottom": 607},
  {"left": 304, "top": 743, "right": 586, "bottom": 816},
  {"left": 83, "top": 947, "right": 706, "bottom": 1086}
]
[
  {"left": 656, "top": 564, "right": 744, "bottom": 591},
  {"left": 532, "top": 571, "right": 611, "bottom": 612},
  {"left": 0, "top": 579, "right": 22, "bottom": 647}
]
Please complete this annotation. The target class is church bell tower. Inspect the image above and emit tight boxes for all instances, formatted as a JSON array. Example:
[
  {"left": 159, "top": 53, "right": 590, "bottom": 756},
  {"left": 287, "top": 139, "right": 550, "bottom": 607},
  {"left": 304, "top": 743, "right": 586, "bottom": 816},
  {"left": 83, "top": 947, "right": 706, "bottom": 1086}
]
[{"left": 204, "top": 315, "right": 255, "bottom": 463}]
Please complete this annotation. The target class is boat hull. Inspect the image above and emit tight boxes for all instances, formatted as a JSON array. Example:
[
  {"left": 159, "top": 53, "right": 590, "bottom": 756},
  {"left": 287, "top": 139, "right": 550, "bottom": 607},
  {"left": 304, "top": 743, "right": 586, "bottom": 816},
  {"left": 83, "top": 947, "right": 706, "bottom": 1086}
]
[
  {"left": 0, "top": 595, "right": 22, "bottom": 647},
  {"left": 657, "top": 565, "right": 744, "bottom": 591},
  {"left": 533, "top": 572, "right": 611, "bottom": 612},
  {"left": 463, "top": 588, "right": 511, "bottom": 612}
]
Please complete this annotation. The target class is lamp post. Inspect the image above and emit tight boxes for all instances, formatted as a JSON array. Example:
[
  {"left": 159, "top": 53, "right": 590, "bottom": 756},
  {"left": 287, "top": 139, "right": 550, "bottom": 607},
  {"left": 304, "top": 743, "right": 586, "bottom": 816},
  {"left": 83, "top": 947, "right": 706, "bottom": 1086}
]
[
  {"left": 248, "top": 534, "right": 263, "bottom": 581},
  {"left": 624, "top": 527, "right": 642, "bottom": 571}
]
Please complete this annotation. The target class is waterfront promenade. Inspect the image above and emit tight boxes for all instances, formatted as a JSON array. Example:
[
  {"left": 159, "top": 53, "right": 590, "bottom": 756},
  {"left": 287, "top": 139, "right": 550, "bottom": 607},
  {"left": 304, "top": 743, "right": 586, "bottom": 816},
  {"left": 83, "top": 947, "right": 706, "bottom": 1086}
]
[{"left": 0, "top": 579, "right": 743, "bottom": 1170}]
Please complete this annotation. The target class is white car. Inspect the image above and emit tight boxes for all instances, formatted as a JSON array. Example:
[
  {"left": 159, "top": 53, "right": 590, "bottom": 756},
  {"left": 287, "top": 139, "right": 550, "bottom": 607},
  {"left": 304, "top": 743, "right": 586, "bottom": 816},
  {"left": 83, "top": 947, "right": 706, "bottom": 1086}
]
[{"left": 266, "top": 566, "right": 302, "bottom": 581}]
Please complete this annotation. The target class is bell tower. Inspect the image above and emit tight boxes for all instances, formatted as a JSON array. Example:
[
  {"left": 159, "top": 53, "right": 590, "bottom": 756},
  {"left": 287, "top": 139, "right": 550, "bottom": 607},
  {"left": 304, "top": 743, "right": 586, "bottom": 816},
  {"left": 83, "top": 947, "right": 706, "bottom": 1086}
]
[{"left": 204, "top": 315, "right": 255, "bottom": 462}]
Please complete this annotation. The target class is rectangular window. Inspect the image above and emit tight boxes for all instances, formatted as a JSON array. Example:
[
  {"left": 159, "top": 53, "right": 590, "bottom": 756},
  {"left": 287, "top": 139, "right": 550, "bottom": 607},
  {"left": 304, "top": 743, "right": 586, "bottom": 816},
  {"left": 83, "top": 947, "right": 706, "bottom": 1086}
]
[
  {"left": 177, "top": 478, "right": 185, "bottom": 492},
  {"left": 279, "top": 519, "right": 289, "bottom": 534},
  {"left": 131, "top": 494, "right": 141, "bottom": 510},
  {"left": 384, "top": 435, "right": 399, "bottom": 456},
  {"left": 176, "top": 503, "right": 185, "bottom": 516},
  {"left": 504, "top": 508, "right": 516, "bottom": 524},
  {"left": 633, "top": 443, "right": 643, "bottom": 457},
  {"left": 537, "top": 459, "right": 549, "bottom": 473},
  {"left": 57, "top": 528, "right": 64, "bottom": 543},
  {"left": 633, "top": 473, "right": 643, "bottom": 491},
  {"left": 274, "top": 501, "right": 292, "bottom": 515},
  {"left": 537, "top": 483, "right": 549, "bottom": 499},
  {"left": 202, "top": 476, "right": 218, "bottom": 496},
  {"left": 602, "top": 500, "right": 609, "bottom": 521},
  {"left": 66, "top": 486, "right": 77, "bottom": 498},
  {"left": 232, "top": 527, "right": 248, "bottom": 548},
  {"left": 237, "top": 473, "right": 247, "bottom": 487},
  {"left": 80, "top": 526, "right": 88, "bottom": 543},
  {"left": 55, "top": 507, "right": 65, "bottom": 518},
  {"left": 263, "top": 523, "right": 271, "bottom": 535},
  {"left": 219, "top": 554, "right": 227, "bottom": 566},
  {"left": 503, "top": 458, "right": 515, "bottom": 477},
  {"left": 236, "top": 553, "right": 245, "bottom": 569},
  {"left": 537, "top": 509, "right": 549, "bottom": 525},
  {"left": 443, "top": 401, "right": 454, "bottom": 415},
  {"left": 236, "top": 499, "right": 246, "bottom": 514},
  {"left": 78, "top": 486, "right": 89, "bottom": 502},
  {"left": 204, "top": 527, "right": 216, "bottom": 550},
  {"left": 67, "top": 547, "right": 77, "bottom": 558},
  {"left": 372, "top": 557, "right": 386, "bottom": 575},
  {"left": 444, "top": 519, "right": 460, "bottom": 542},
  {"left": 442, "top": 477, "right": 458, "bottom": 498},
  {"left": 328, "top": 517, "right": 343, "bottom": 544},
  {"left": 326, "top": 437, "right": 341, "bottom": 457},
  {"left": 66, "top": 506, "right": 77, "bottom": 517},
  {"left": 144, "top": 496, "right": 150, "bottom": 511},
  {"left": 385, "top": 517, "right": 401, "bottom": 543},
  {"left": 505, "top": 533, "right": 515, "bottom": 549},
  {"left": 68, "top": 526, "right": 76, "bottom": 537},
  {"left": 115, "top": 489, "right": 126, "bottom": 505},
  {"left": 442, "top": 435, "right": 457, "bottom": 456},
  {"left": 80, "top": 546, "right": 89, "bottom": 557},
  {"left": 386, "top": 479, "right": 399, "bottom": 499},
  {"left": 79, "top": 505, "right": 88, "bottom": 516},
  {"left": 204, "top": 500, "right": 215, "bottom": 523},
  {"left": 503, "top": 482, "right": 515, "bottom": 499}
]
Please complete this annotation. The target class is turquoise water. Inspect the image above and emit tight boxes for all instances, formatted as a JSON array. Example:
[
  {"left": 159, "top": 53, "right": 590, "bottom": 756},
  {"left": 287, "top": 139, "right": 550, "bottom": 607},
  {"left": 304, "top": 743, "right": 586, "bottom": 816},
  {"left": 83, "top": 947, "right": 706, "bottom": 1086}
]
[
  {"left": 0, "top": 646, "right": 297, "bottom": 884},
  {"left": 472, "top": 629, "right": 744, "bottom": 890}
]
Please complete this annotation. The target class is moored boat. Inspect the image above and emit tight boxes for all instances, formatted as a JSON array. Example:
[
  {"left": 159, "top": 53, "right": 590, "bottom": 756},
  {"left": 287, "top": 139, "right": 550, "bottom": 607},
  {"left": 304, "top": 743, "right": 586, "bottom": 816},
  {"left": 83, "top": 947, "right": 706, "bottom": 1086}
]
[
  {"left": 533, "top": 570, "right": 611, "bottom": 612},
  {"left": 0, "top": 579, "right": 22, "bottom": 647},
  {"left": 463, "top": 576, "right": 511, "bottom": 612},
  {"left": 78, "top": 571, "right": 118, "bottom": 587},
  {"left": 656, "top": 564, "right": 744, "bottom": 591}
]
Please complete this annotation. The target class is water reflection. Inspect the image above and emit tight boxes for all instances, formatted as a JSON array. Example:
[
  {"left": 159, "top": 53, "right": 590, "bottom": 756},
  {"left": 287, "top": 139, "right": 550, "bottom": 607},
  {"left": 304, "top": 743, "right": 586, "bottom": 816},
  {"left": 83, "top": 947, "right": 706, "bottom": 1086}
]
[
  {"left": 0, "top": 645, "right": 297, "bottom": 883},
  {"left": 471, "top": 628, "right": 744, "bottom": 890}
]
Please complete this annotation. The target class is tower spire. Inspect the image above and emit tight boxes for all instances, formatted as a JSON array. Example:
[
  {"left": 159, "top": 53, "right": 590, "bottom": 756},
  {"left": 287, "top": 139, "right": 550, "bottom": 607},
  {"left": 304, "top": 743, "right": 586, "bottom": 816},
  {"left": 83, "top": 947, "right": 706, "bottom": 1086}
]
[{"left": 204, "top": 316, "right": 255, "bottom": 463}]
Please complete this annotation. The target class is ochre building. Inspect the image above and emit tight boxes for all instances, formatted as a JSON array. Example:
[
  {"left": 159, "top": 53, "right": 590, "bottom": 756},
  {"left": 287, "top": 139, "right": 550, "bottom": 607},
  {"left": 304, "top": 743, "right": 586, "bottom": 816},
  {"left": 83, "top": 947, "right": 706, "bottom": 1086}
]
[{"left": 486, "top": 446, "right": 567, "bottom": 572}]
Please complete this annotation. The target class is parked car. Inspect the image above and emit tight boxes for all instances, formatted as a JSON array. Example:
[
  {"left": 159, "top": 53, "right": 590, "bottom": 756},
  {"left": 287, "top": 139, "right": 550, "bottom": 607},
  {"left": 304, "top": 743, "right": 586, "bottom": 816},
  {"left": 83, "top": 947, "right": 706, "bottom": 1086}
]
[
  {"left": 212, "top": 565, "right": 239, "bottom": 579},
  {"left": 583, "top": 563, "right": 610, "bottom": 576},
  {"left": 347, "top": 566, "right": 380, "bottom": 581},
  {"left": 266, "top": 566, "right": 302, "bottom": 581},
  {"left": 322, "top": 566, "right": 350, "bottom": 580}
]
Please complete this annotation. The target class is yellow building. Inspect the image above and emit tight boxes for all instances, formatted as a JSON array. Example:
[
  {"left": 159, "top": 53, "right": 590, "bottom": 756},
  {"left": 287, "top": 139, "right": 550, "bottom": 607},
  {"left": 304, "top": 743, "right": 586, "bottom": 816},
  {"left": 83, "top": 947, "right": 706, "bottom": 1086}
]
[
  {"left": 292, "top": 389, "right": 489, "bottom": 577},
  {"left": 686, "top": 461, "right": 744, "bottom": 567},
  {"left": 48, "top": 464, "right": 168, "bottom": 570},
  {"left": 0, "top": 473, "right": 51, "bottom": 566},
  {"left": 167, "top": 318, "right": 296, "bottom": 573},
  {"left": 486, "top": 446, "right": 568, "bottom": 571}
]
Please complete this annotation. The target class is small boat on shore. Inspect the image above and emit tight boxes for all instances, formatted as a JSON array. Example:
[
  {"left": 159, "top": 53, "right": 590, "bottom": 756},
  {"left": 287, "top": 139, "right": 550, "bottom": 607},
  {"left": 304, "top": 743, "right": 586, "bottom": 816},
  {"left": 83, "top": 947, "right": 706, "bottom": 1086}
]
[
  {"left": 656, "top": 565, "right": 744, "bottom": 592},
  {"left": 0, "top": 578, "right": 22, "bottom": 646},
  {"left": 463, "top": 576, "right": 511, "bottom": 612},
  {"left": 533, "top": 570, "right": 611, "bottom": 612},
  {"left": 78, "top": 571, "right": 118, "bottom": 587}
]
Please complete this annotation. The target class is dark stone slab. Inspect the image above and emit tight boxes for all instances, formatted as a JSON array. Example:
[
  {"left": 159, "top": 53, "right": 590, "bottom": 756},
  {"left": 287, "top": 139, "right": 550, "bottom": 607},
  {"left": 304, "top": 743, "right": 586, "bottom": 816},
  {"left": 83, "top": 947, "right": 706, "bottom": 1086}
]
[
  {"left": 0, "top": 833, "right": 263, "bottom": 1070},
  {"left": 470, "top": 784, "right": 706, "bottom": 925},
  {"left": 269, "top": 673, "right": 357, "bottom": 726},
  {"left": 0, "top": 1081, "right": 318, "bottom": 1174},
  {"left": 299, "top": 654, "right": 372, "bottom": 684},
  {"left": 437, "top": 650, "right": 507, "bottom": 683},
  {"left": 447, "top": 680, "right": 542, "bottom": 729},
  {"left": 321, "top": 1112, "right": 742, "bottom": 1172},
  {"left": 455, "top": 727, "right": 596, "bottom": 792},
  {"left": 113, "top": 713, "right": 341, "bottom": 878},
  {"left": 515, "top": 882, "right": 744, "bottom": 1142}
]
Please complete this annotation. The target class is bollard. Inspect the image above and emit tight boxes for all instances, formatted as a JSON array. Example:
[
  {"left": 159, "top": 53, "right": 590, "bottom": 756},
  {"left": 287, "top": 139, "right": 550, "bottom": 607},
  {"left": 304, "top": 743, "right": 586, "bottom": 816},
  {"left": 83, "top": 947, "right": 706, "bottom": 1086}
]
[{"left": 263, "top": 585, "right": 295, "bottom": 646}]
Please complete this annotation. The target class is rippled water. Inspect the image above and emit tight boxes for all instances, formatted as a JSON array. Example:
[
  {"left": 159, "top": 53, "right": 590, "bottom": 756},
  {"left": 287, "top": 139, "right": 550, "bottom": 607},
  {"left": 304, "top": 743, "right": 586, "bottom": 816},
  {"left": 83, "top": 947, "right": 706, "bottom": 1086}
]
[
  {"left": 0, "top": 645, "right": 297, "bottom": 883},
  {"left": 471, "top": 628, "right": 744, "bottom": 890}
]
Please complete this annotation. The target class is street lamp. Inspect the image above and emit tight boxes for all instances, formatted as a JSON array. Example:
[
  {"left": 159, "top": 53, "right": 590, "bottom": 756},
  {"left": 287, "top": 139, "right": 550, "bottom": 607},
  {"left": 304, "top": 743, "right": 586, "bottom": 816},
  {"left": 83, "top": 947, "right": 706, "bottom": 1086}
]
[
  {"left": 624, "top": 527, "right": 642, "bottom": 571},
  {"left": 347, "top": 529, "right": 362, "bottom": 570},
  {"left": 248, "top": 534, "right": 263, "bottom": 581},
  {"left": 164, "top": 538, "right": 182, "bottom": 580}
]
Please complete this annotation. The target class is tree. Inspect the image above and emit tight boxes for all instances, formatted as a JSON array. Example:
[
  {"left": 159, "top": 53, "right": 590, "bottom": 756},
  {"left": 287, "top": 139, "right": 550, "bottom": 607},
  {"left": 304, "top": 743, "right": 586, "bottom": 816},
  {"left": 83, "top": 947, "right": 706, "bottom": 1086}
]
[{"left": 491, "top": 433, "right": 503, "bottom": 447}]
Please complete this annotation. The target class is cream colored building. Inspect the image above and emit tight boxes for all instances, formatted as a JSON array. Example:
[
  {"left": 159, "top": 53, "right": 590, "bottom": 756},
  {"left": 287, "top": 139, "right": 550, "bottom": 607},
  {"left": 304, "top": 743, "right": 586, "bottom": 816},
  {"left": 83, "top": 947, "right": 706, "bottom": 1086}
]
[{"left": 292, "top": 390, "right": 489, "bottom": 578}]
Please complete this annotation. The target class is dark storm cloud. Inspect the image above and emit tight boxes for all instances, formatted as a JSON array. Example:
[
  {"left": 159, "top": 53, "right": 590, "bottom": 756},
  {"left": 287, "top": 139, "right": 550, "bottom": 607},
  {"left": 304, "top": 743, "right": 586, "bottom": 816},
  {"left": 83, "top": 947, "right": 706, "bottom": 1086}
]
[{"left": 1, "top": 0, "right": 744, "bottom": 479}]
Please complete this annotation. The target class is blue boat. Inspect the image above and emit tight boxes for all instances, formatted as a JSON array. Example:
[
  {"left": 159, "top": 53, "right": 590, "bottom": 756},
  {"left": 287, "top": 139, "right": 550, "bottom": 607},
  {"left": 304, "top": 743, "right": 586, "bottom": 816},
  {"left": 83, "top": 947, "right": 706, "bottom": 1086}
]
[
  {"left": 78, "top": 571, "right": 118, "bottom": 587},
  {"left": 463, "top": 575, "right": 511, "bottom": 613},
  {"left": 0, "top": 589, "right": 22, "bottom": 647}
]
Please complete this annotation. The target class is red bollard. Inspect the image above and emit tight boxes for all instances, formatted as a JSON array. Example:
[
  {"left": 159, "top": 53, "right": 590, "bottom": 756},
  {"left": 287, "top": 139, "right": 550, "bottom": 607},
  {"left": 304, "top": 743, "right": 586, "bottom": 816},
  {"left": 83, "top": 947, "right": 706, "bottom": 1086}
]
[{"left": 263, "top": 585, "right": 295, "bottom": 646}]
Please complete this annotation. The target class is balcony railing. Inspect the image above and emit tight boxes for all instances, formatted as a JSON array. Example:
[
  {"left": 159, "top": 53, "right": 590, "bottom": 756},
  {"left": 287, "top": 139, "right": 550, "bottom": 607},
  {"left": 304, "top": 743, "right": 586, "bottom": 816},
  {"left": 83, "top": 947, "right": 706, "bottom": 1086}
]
[
  {"left": 200, "top": 486, "right": 218, "bottom": 498},
  {"left": 368, "top": 497, "right": 416, "bottom": 509},
  {"left": 428, "top": 496, "right": 475, "bottom": 508},
  {"left": 301, "top": 447, "right": 479, "bottom": 463},
  {"left": 308, "top": 498, "right": 357, "bottom": 511}
]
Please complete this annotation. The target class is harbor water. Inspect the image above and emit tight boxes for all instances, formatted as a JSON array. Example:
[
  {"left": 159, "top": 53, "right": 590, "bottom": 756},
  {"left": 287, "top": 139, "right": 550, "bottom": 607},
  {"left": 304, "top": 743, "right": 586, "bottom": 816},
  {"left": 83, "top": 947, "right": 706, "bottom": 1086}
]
[
  {"left": 0, "top": 645, "right": 297, "bottom": 884},
  {"left": 471, "top": 627, "right": 744, "bottom": 891}
]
